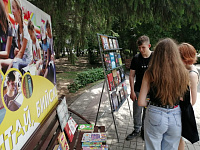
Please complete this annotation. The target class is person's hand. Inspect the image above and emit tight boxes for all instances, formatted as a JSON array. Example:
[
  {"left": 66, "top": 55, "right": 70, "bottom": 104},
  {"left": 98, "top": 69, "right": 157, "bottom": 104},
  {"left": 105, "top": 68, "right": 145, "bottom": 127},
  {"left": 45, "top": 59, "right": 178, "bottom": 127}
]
[
  {"left": 14, "top": 48, "right": 19, "bottom": 56},
  {"left": 8, "top": 100, "right": 14, "bottom": 106},
  {"left": 130, "top": 91, "right": 137, "bottom": 101}
]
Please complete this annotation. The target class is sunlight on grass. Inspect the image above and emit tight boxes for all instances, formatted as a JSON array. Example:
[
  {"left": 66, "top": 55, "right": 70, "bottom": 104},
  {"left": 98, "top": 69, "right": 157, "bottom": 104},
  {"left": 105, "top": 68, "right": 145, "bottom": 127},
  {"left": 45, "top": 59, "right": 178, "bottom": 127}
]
[{"left": 56, "top": 71, "right": 79, "bottom": 80}]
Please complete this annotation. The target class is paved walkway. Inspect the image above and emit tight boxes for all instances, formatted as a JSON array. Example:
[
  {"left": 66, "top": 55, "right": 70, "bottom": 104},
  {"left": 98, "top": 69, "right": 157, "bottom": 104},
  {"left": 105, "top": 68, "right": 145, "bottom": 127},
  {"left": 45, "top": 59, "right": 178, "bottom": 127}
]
[{"left": 69, "top": 64, "right": 200, "bottom": 150}]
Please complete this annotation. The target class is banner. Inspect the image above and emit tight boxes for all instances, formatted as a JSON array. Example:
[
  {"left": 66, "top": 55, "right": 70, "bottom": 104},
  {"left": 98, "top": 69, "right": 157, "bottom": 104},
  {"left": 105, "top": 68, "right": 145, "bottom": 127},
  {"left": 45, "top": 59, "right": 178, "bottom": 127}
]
[{"left": 0, "top": 0, "right": 58, "bottom": 149}]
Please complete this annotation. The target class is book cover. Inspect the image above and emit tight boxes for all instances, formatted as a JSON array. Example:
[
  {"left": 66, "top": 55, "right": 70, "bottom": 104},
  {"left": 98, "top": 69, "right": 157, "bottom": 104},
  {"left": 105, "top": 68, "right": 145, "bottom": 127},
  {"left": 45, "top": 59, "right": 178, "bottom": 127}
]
[
  {"left": 22, "top": 78, "right": 26, "bottom": 98},
  {"left": 82, "top": 145, "right": 108, "bottom": 150},
  {"left": 112, "top": 70, "right": 118, "bottom": 87},
  {"left": 82, "top": 142, "right": 102, "bottom": 147},
  {"left": 107, "top": 73, "right": 115, "bottom": 91},
  {"left": 119, "top": 88, "right": 125, "bottom": 103},
  {"left": 56, "top": 97, "right": 69, "bottom": 131},
  {"left": 122, "top": 83, "right": 128, "bottom": 98},
  {"left": 78, "top": 124, "right": 94, "bottom": 132},
  {"left": 111, "top": 91, "right": 119, "bottom": 111},
  {"left": 112, "top": 39, "right": 117, "bottom": 49},
  {"left": 117, "top": 70, "right": 121, "bottom": 84},
  {"left": 82, "top": 147, "right": 101, "bottom": 150},
  {"left": 100, "top": 35, "right": 110, "bottom": 50},
  {"left": 25, "top": 75, "right": 30, "bottom": 98},
  {"left": 103, "top": 54, "right": 112, "bottom": 70},
  {"left": 64, "top": 116, "right": 78, "bottom": 142},
  {"left": 119, "top": 67, "right": 125, "bottom": 81},
  {"left": 114, "top": 52, "right": 119, "bottom": 67},
  {"left": 108, "top": 38, "right": 114, "bottom": 49},
  {"left": 53, "top": 144, "right": 63, "bottom": 150},
  {"left": 57, "top": 132, "right": 69, "bottom": 150},
  {"left": 109, "top": 52, "right": 116, "bottom": 69},
  {"left": 117, "top": 53, "right": 123, "bottom": 66},
  {"left": 27, "top": 75, "right": 33, "bottom": 97},
  {"left": 81, "top": 133, "right": 107, "bottom": 143},
  {"left": 114, "top": 39, "right": 119, "bottom": 48}
]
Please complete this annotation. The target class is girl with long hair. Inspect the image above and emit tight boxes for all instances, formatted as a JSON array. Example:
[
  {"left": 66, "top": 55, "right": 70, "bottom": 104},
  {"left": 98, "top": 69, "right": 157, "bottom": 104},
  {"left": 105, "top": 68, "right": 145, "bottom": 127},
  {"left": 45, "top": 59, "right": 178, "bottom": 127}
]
[
  {"left": 138, "top": 38, "right": 189, "bottom": 150},
  {"left": 0, "top": 0, "right": 15, "bottom": 71},
  {"left": 9, "top": 0, "right": 33, "bottom": 70},
  {"left": 27, "top": 19, "right": 42, "bottom": 74}
]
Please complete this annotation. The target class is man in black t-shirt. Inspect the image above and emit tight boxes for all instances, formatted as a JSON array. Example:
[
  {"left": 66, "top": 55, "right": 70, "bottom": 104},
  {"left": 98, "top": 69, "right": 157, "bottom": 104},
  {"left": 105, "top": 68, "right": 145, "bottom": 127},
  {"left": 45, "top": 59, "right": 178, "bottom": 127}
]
[{"left": 126, "top": 35, "right": 153, "bottom": 141}]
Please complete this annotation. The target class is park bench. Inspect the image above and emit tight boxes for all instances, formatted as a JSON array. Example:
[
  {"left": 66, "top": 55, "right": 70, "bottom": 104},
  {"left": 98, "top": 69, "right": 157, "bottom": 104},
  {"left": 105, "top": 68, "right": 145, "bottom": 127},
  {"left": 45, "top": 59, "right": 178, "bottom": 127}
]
[{"left": 21, "top": 96, "right": 105, "bottom": 150}]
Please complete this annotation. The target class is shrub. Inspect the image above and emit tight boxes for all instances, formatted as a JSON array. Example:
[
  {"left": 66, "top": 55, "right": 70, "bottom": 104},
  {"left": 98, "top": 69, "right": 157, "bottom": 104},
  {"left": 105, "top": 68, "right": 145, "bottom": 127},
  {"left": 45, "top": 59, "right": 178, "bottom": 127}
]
[{"left": 68, "top": 68, "right": 104, "bottom": 93}]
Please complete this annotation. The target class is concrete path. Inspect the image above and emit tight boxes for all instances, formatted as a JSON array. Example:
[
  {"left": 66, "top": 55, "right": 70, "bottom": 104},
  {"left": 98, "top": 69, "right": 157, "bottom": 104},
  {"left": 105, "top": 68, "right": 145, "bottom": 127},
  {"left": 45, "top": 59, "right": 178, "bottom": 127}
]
[{"left": 69, "top": 64, "right": 200, "bottom": 150}]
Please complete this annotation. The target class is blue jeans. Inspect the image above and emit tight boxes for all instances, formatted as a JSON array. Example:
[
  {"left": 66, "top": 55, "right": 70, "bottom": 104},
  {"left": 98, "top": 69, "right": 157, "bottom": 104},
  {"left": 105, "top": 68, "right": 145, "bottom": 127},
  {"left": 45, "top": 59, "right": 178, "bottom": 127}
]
[
  {"left": 144, "top": 105, "right": 181, "bottom": 150},
  {"left": 133, "top": 92, "right": 146, "bottom": 132},
  {"left": 13, "top": 58, "right": 31, "bottom": 70}
]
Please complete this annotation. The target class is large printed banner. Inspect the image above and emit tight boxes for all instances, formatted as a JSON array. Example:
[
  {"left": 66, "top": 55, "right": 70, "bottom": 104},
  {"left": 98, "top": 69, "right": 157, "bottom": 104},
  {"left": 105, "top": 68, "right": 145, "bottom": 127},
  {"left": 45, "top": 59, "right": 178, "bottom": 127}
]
[{"left": 0, "top": 0, "right": 58, "bottom": 149}]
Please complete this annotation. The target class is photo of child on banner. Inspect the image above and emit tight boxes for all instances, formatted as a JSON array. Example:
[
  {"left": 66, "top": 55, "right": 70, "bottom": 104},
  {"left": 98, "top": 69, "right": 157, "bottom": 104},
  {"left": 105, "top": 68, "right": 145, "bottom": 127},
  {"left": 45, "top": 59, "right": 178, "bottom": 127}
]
[{"left": 3, "top": 70, "right": 23, "bottom": 111}]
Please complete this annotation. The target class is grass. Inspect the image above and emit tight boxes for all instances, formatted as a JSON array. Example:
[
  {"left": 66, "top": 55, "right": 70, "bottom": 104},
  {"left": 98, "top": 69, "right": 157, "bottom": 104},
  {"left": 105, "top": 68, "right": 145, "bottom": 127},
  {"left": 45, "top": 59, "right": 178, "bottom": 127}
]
[{"left": 56, "top": 71, "right": 80, "bottom": 80}]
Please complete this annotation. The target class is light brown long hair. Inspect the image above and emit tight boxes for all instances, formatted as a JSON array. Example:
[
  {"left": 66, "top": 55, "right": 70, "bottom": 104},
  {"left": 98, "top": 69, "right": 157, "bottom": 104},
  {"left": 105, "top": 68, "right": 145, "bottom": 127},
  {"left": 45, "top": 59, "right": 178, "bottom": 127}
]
[
  {"left": 0, "top": 0, "right": 9, "bottom": 33},
  {"left": 12, "top": 0, "right": 24, "bottom": 49},
  {"left": 146, "top": 38, "right": 189, "bottom": 106}
]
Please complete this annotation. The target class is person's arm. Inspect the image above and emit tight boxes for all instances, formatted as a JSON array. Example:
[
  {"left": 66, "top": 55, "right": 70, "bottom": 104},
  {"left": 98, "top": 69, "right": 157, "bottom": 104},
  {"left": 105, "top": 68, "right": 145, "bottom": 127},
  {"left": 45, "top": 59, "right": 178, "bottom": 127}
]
[
  {"left": 138, "top": 73, "right": 149, "bottom": 107},
  {"left": 15, "top": 38, "right": 28, "bottom": 59},
  {"left": 0, "top": 36, "right": 13, "bottom": 58},
  {"left": 129, "top": 69, "right": 137, "bottom": 101},
  {"left": 189, "top": 72, "right": 198, "bottom": 105}
]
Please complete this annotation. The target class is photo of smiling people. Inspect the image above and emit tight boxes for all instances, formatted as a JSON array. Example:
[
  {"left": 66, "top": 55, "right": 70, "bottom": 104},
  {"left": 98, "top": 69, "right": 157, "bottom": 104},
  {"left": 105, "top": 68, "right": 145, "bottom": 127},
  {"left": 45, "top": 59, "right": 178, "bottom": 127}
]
[{"left": 3, "top": 70, "right": 23, "bottom": 111}]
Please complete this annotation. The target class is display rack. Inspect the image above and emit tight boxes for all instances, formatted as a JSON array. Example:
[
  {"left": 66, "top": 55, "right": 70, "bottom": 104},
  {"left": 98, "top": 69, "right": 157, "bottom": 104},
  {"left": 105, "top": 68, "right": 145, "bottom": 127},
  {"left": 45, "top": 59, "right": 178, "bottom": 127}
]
[{"left": 95, "top": 33, "right": 132, "bottom": 142}]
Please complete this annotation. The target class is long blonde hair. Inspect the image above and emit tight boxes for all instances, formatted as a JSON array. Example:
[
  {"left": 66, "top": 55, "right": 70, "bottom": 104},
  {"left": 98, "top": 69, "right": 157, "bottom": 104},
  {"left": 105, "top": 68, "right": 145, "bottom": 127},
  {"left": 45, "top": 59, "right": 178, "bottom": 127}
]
[{"left": 146, "top": 38, "right": 189, "bottom": 106}]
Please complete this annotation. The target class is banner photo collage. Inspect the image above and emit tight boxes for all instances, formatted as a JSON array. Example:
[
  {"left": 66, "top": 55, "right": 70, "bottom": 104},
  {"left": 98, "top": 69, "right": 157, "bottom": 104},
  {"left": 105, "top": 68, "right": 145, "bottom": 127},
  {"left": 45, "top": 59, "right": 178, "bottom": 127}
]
[{"left": 0, "top": 0, "right": 58, "bottom": 149}]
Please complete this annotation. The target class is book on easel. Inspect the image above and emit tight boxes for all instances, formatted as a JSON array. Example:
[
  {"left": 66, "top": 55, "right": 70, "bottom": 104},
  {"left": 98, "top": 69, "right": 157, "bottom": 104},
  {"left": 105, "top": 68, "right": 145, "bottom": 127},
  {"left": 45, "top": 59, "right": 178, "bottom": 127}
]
[
  {"left": 122, "top": 82, "right": 128, "bottom": 98},
  {"left": 114, "top": 52, "right": 119, "bottom": 67},
  {"left": 119, "top": 67, "right": 125, "bottom": 82},
  {"left": 107, "top": 73, "right": 115, "bottom": 91},
  {"left": 112, "top": 69, "right": 119, "bottom": 87},
  {"left": 119, "top": 88, "right": 125, "bottom": 103},
  {"left": 108, "top": 38, "right": 114, "bottom": 49},
  {"left": 116, "top": 70, "right": 121, "bottom": 84},
  {"left": 109, "top": 52, "right": 116, "bottom": 69},
  {"left": 111, "top": 91, "right": 119, "bottom": 111},
  {"left": 117, "top": 53, "right": 123, "bottom": 66},
  {"left": 103, "top": 54, "right": 112, "bottom": 70},
  {"left": 100, "top": 35, "right": 110, "bottom": 50}
]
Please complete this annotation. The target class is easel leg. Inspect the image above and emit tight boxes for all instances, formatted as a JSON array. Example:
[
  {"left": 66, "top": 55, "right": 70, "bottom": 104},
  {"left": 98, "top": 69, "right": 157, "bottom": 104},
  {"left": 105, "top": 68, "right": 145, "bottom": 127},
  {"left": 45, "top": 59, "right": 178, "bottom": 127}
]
[
  {"left": 110, "top": 111, "right": 120, "bottom": 142},
  {"left": 95, "top": 79, "right": 105, "bottom": 126}
]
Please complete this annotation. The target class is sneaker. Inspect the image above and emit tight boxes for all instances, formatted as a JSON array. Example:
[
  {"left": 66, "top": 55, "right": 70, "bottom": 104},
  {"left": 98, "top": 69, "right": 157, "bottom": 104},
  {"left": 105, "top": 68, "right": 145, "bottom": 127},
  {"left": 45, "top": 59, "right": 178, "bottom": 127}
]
[
  {"left": 126, "top": 130, "right": 140, "bottom": 141},
  {"left": 141, "top": 129, "right": 144, "bottom": 140}
]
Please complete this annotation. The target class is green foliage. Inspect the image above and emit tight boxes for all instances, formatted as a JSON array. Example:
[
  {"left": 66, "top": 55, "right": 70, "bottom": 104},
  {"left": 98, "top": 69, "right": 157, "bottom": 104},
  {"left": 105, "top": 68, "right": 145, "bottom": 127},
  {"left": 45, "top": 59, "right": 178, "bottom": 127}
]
[{"left": 68, "top": 68, "right": 104, "bottom": 93}]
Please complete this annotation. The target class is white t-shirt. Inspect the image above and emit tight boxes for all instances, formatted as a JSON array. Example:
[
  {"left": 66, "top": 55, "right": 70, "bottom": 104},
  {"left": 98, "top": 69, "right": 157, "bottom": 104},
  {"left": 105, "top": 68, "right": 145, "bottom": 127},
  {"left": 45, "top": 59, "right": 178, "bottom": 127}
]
[
  {"left": 15, "top": 24, "right": 33, "bottom": 60},
  {"left": 32, "top": 38, "right": 40, "bottom": 61}
]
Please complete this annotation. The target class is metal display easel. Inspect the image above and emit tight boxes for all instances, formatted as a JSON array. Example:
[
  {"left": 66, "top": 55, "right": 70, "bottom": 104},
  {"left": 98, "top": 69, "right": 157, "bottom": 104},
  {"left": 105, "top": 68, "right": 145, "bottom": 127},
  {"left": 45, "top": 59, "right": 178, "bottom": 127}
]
[{"left": 95, "top": 33, "right": 132, "bottom": 142}]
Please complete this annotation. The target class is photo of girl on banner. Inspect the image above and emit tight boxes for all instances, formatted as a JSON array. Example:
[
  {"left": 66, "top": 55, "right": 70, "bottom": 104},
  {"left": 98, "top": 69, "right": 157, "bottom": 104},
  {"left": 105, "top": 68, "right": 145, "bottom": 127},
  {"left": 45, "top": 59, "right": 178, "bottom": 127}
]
[{"left": 0, "top": 0, "right": 15, "bottom": 73}]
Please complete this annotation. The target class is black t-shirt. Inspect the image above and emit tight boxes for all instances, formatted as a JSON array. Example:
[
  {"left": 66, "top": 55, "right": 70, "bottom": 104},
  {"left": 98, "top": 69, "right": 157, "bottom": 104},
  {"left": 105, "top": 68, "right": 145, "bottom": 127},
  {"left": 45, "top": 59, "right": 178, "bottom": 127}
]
[{"left": 130, "top": 52, "right": 153, "bottom": 92}]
